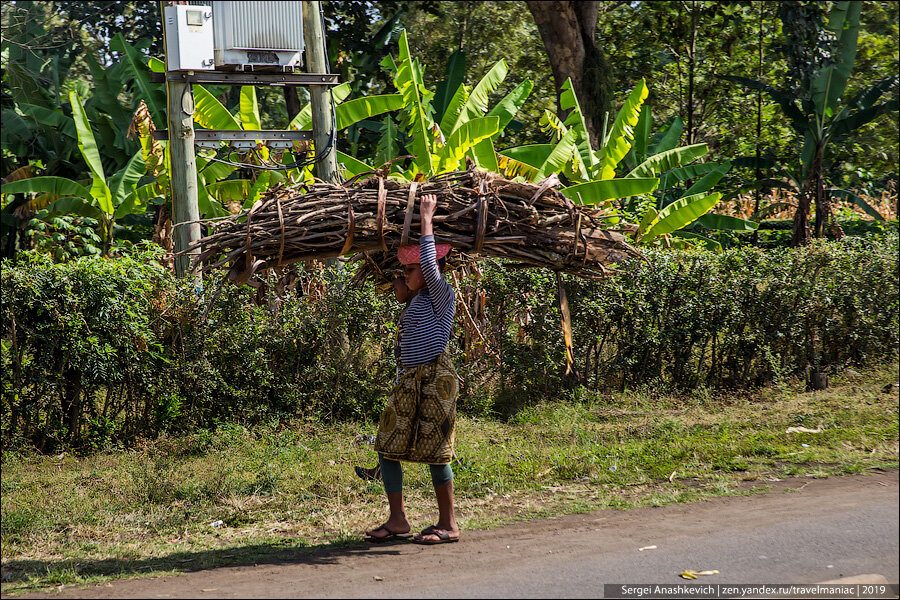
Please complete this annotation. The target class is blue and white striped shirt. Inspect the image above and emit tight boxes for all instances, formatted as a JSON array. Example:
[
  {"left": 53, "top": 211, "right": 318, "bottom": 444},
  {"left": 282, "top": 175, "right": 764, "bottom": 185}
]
[{"left": 399, "top": 235, "right": 455, "bottom": 368}]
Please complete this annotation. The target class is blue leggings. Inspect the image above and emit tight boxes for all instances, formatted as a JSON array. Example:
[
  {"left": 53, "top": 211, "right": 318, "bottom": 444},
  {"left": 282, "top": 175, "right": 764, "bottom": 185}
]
[{"left": 379, "top": 453, "right": 453, "bottom": 494}]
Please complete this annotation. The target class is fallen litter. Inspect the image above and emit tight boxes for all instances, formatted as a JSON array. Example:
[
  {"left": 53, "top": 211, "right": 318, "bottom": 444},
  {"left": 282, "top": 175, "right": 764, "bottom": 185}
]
[
  {"left": 786, "top": 426, "right": 822, "bottom": 434},
  {"left": 680, "top": 569, "right": 719, "bottom": 579},
  {"left": 210, "top": 520, "right": 224, "bottom": 528},
  {"left": 638, "top": 545, "right": 657, "bottom": 551}
]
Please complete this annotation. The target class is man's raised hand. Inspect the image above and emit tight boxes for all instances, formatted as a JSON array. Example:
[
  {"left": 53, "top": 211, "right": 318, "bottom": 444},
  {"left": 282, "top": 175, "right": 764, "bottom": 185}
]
[{"left": 420, "top": 193, "right": 436, "bottom": 236}]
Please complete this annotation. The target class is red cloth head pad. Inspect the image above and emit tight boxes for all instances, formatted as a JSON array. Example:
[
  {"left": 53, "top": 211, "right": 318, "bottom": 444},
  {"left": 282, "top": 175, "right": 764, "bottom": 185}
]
[{"left": 398, "top": 243, "right": 451, "bottom": 265}]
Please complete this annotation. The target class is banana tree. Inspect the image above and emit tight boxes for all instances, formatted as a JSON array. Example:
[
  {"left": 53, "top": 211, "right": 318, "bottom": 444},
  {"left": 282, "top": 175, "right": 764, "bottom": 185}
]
[
  {"left": 497, "top": 78, "right": 743, "bottom": 248},
  {"left": 722, "top": 1, "right": 898, "bottom": 245},
  {"left": 338, "top": 30, "right": 534, "bottom": 181},
  {"left": 1, "top": 92, "right": 156, "bottom": 256}
]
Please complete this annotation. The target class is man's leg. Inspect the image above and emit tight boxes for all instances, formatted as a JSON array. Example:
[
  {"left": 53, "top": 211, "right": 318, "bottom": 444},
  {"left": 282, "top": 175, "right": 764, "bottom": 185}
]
[
  {"left": 415, "top": 464, "right": 459, "bottom": 542},
  {"left": 365, "top": 455, "right": 410, "bottom": 539}
]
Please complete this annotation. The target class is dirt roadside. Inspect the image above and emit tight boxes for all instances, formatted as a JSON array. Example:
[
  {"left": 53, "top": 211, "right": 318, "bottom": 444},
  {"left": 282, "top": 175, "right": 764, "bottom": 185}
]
[{"left": 12, "top": 469, "right": 899, "bottom": 599}]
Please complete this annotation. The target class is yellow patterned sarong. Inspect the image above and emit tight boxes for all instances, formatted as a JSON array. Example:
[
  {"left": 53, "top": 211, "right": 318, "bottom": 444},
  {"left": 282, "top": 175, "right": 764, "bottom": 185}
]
[{"left": 374, "top": 351, "right": 458, "bottom": 464}]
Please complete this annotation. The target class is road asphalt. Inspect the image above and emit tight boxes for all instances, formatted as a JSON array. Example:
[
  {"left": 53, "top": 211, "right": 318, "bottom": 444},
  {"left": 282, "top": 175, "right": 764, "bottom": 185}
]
[{"left": 14, "top": 469, "right": 898, "bottom": 599}]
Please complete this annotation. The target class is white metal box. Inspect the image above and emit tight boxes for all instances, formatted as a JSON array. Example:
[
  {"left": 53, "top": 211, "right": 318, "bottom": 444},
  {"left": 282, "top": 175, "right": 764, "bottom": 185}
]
[
  {"left": 212, "top": 1, "right": 304, "bottom": 70},
  {"left": 163, "top": 5, "right": 215, "bottom": 71}
]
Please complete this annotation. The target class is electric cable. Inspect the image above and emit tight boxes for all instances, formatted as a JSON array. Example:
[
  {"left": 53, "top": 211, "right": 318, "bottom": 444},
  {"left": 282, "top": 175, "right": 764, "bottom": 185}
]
[{"left": 199, "top": 145, "right": 317, "bottom": 171}]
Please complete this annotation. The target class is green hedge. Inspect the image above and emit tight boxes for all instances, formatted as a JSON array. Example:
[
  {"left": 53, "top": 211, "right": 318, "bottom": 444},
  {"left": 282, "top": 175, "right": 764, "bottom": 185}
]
[{"left": 2, "top": 235, "right": 898, "bottom": 452}]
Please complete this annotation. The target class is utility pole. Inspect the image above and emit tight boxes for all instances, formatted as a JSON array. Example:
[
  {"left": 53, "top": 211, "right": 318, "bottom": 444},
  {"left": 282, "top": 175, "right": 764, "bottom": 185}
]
[
  {"left": 167, "top": 78, "right": 202, "bottom": 282},
  {"left": 162, "top": 0, "right": 202, "bottom": 283},
  {"left": 302, "top": 1, "right": 338, "bottom": 183}
]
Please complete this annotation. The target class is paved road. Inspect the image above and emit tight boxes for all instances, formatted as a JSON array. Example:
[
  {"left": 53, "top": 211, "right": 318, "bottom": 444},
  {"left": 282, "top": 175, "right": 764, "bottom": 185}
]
[{"left": 19, "top": 470, "right": 899, "bottom": 599}]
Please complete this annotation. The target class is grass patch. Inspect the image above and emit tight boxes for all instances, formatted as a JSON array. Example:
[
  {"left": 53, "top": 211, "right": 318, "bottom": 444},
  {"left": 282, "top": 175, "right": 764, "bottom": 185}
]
[{"left": 1, "top": 362, "right": 897, "bottom": 595}]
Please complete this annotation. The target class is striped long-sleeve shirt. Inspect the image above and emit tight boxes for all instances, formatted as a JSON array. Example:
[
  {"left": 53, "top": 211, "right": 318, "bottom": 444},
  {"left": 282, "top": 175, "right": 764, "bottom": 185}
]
[{"left": 398, "top": 235, "right": 455, "bottom": 368}]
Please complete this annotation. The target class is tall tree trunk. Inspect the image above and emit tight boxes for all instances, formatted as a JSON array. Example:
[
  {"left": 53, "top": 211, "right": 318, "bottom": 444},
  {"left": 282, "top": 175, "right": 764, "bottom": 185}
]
[
  {"left": 752, "top": 1, "right": 763, "bottom": 246},
  {"left": 526, "top": 1, "right": 612, "bottom": 149},
  {"left": 792, "top": 146, "right": 822, "bottom": 247},
  {"left": 812, "top": 161, "right": 843, "bottom": 240},
  {"left": 686, "top": 0, "right": 697, "bottom": 144}
]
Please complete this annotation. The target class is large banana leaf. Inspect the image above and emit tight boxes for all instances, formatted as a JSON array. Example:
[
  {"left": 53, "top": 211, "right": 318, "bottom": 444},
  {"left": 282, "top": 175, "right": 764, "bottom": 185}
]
[
  {"left": 828, "top": 188, "right": 885, "bottom": 221},
  {"left": 239, "top": 86, "right": 261, "bottom": 130},
  {"left": 486, "top": 80, "right": 534, "bottom": 141},
  {"left": 540, "top": 109, "right": 569, "bottom": 141},
  {"left": 70, "top": 91, "right": 112, "bottom": 215},
  {"left": 629, "top": 105, "right": 652, "bottom": 167},
  {"left": 50, "top": 196, "right": 104, "bottom": 221},
  {"left": 597, "top": 79, "right": 648, "bottom": 180},
  {"left": 847, "top": 74, "right": 899, "bottom": 110},
  {"left": 375, "top": 116, "right": 400, "bottom": 168},
  {"left": 198, "top": 155, "right": 238, "bottom": 185},
  {"left": 392, "top": 30, "right": 434, "bottom": 176},
  {"left": 115, "top": 182, "right": 162, "bottom": 219},
  {"left": 499, "top": 144, "right": 553, "bottom": 168},
  {"left": 559, "top": 78, "right": 595, "bottom": 180},
  {"left": 196, "top": 170, "right": 226, "bottom": 218},
  {"left": 637, "top": 205, "right": 659, "bottom": 236},
  {"left": 497, "top": 154, "right": 539, "bottom": 180},
  {"left": 289, "top": 82, "right": 352, "bottom": 130},
  {"left": 433, "top": 50, "right": 466, "bottom": 124},
  {"left": 336, "top": 151, "right": 375, "bottom": 178},
  {"left": 648, "top": 117, "right": 682, "bottom": 156},
  {"left": 658, "top": 162, "right": 722, "bottom": 189},
  {"left": 109, "top": 150, "right": 146, "bottom": 206},
  {"left": 469, "top": 137, "right": 499, "bottom": 173},
  {"left": 811, "top": 1, "right": 861, "bottom": 120},
  {"left": 438, "top": 83, "right": 470, "bottom": 135},
  {"left": 643, "top": 192, "right": 722, "bottom": 241},
  {"left": 447, "top": 59, "right": 508, "bottom": 133},
  {"left": 18, "top": 103, "right": 76, "bottom": 139},
  {"left": 336, "top": 94, "right": 404, "bottom": 130},
  {"left": 207, "top": 179, "right": 252, "bottom": 205},
  {"left": 626, "top": 143, "right": 708, "bottom": 179},
  {"left": 696, "top": 213, "right": 759, "bottom": 231},
  {"left": 0, "top": 110, "right": 33, "bottom": 151},
  {"left": 1, "top": 176, "right": 91, "bottom": 199},
  {"left": 682, "top": 161, "right": 731, "bottom": 197},
  {"left": 534, "top": 129, "right": 578, "bottom": 181},
  {"left": 111, "top": 33, "right": 165, "bottom": 126},
  {"left": 827, "top": 98, "right": 899, "bottom": 141},
  {"left": 560, "top": 178, "right": 659, "bottom": 206},
  {"left": 193, "top": 85, "right": 242, "bottom": 130},
  {"left": 244, "top": 172, "right": 271, "bottom": 209},
  {"left": 435, "top": 117, "right": 499, "bottom": 173}
]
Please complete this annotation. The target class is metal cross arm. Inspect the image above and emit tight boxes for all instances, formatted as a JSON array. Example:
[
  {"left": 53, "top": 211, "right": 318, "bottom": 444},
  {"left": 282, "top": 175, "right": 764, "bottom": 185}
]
[
  {"left": 149, "top": 71, "right": 340, "bottom": 87},
  {"left": 152, "top": 130, "right": 313, "bottom": 142}
]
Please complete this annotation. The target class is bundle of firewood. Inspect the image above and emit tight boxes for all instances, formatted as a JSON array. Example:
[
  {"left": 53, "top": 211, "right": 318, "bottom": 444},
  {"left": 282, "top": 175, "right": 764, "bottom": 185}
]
[{"left": 186, "top": 167, "right": 643, "bottom": 285}]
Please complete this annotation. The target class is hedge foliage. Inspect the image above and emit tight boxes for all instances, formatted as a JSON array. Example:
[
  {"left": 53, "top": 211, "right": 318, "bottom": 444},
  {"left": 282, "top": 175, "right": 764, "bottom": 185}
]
[{"left": 2, "top": 235, "right": 898, "bottom": 452}]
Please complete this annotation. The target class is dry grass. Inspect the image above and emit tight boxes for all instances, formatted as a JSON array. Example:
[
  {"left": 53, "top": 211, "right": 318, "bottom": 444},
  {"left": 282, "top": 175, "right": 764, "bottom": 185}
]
[{"left": 721, "top": 185, "right": 898, "bottom": 221}]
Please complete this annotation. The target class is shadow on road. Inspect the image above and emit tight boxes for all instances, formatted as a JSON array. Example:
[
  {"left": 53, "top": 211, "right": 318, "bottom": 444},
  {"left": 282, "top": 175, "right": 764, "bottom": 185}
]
[{"left": 1, "top": 536, "right": 407, "bottom": 585}]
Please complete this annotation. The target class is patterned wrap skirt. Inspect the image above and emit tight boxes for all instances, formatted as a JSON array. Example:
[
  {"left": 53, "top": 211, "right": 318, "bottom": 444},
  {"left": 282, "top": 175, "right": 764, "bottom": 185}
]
[{"left": 374, "top": 351, "right": 459, "bottom": 465}]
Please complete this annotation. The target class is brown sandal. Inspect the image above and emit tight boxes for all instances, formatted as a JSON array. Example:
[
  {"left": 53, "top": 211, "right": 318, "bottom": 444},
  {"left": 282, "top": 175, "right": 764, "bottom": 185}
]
[
  {"left": 412, "top": 526, "right": 459, "bottom": 545},
  {"left": 365, "top": 524, "right": 410, "bottom": 543}
]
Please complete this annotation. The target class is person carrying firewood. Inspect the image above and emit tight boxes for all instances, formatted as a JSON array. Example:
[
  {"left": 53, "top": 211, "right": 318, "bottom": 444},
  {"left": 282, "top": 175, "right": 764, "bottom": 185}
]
[{"left": 363, "top": 192, "right": 461, "bottom": 545}]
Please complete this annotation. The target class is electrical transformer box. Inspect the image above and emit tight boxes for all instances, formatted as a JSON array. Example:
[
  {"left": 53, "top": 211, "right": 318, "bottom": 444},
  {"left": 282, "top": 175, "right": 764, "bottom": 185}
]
[
  {"left": 212, "top": 1, "right": 305, "bottom": 70},
  {"left": 163, "top": 5, "right": 215, "bottom": 71}
]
